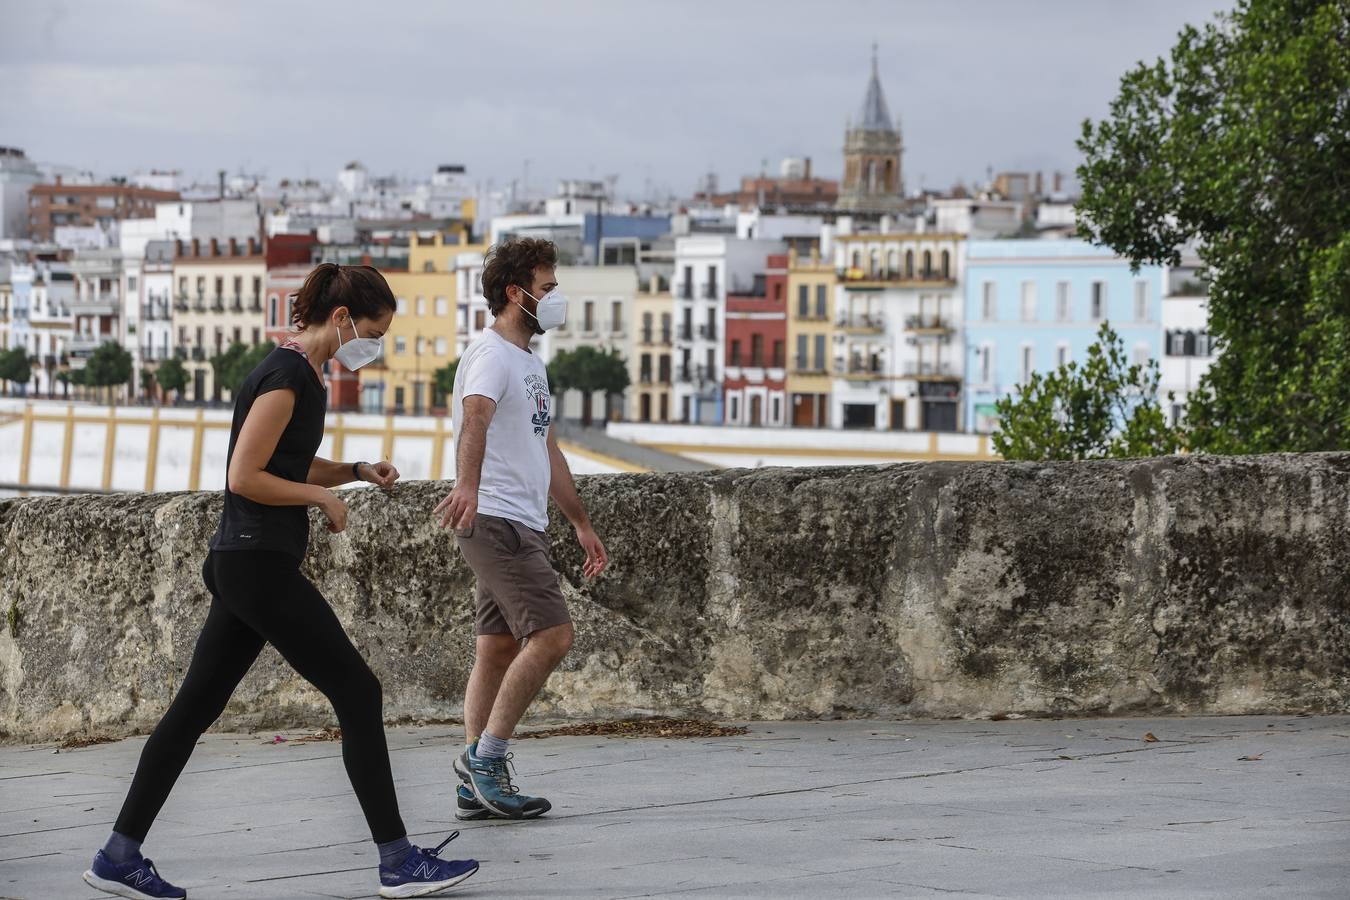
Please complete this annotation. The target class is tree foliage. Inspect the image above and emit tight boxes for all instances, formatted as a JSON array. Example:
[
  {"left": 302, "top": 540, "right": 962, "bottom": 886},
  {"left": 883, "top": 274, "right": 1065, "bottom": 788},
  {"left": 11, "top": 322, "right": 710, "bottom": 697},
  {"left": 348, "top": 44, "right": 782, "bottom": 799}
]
[
  {"left": 0, "top": 348, "right": 31, "bottom": 394},
  {"left": 547, "top": 346, "right": 630, "bottom": 426},
  {"left": 433, "top": 358, "right": 460, "bottom": 402},
  {"left": 211, "top": 341, "right": 276, "bottom": 398},
  {"left": 156, "top": 357, "right": 189, "bottom": 399},
  {"left": 1076, "top": 0, "right": 1350, "bottom": 452},
  {"left": 993, "top": 323, "right": 1183, "bottom": 461},
  {"left": 84, "top": 342, "right": 134, "bottom": 403}
]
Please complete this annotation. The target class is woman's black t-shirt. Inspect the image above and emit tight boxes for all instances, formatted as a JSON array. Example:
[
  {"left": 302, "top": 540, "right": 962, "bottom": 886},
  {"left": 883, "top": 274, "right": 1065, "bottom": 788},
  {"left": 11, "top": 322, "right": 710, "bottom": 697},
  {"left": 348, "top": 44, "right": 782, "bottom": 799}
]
[{"left": 209, "top": 347, "right": 327, "bottom": 560}]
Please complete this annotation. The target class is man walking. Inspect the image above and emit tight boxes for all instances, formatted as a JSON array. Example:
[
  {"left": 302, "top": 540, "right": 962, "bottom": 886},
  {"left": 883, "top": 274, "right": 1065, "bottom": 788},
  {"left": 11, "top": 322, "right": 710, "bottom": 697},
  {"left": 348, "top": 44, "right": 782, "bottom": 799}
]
[{"left": 435, "top": 237, "right": 608, "bottom": 820}]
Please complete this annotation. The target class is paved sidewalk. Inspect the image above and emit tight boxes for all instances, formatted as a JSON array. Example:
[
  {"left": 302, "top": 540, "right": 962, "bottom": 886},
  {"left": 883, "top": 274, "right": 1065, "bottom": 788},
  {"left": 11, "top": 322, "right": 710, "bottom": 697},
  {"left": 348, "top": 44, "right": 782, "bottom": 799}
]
[{"left": 2, "top": 716, "right": 1347, "bottom": 899}]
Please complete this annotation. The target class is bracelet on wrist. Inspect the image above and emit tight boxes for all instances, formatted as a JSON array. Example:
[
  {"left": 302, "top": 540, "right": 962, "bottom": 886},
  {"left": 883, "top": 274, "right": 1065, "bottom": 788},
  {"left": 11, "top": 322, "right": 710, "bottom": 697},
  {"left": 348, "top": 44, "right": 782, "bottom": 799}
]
[{"left": 353, "top": 461, "right": 367, "bottom": 482}]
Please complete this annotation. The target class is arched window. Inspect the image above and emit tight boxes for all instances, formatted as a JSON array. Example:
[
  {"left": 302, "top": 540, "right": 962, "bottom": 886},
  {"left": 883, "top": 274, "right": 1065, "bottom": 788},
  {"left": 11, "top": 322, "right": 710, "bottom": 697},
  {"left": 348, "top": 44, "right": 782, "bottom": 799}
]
[
  {"left": 886, "top": 249, "right": 899, "bottom": 278},
  {"left": 883, "top": 159, "right": 894, "bottom": 192},
  {"left": 940, "top": 249, "right": 951, "bottom": 278},
  {"left": 922, "top": 250, "right": 933, "bottom": 278},
  {"left": 863, "top": 160, "right": 874, "bottom": 192},
  {"left": 905, "top": 250, "right": 915, "bottom": 277}
]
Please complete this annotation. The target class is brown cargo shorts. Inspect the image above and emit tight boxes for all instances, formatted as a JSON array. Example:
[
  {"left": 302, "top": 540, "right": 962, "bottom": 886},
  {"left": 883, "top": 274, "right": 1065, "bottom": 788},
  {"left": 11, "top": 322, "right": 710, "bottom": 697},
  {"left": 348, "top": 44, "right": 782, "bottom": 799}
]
[{"left": 455, "top": 514, "right": 571, "bottom": 640}]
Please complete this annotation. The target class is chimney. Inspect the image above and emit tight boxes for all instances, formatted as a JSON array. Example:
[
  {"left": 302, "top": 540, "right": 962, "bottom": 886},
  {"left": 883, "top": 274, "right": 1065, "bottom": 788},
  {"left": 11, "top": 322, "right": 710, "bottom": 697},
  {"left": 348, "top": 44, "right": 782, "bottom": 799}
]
[
  {"left": 218, "top": 169, "right": 226, "bottom": 199},
  {"left": 1054, "top": 171, "right": 1063, "bottom": 193},
  {"left": 228, "top": 237, "right": 238, "bottom": 256},
  {"left": 804, "top": 157, "right": 812, "bottom": 180},
  {"left": 191, "top": 237, "right": 200, "bottom": 256},
  {"left": 1035, "top": 172, "right": 1044, "bottom": 196},
  {"left": 209, "top": 238, "right": 219, "bottom": 257},
  {"left": 247, "top": 236, "right": 257, "bottom": 255},
  {"left": 55, "top": 174, "right": 63, "bottom": 186},
  {"left": 175, "top": 238, "right": 183, "bottom": 257}
]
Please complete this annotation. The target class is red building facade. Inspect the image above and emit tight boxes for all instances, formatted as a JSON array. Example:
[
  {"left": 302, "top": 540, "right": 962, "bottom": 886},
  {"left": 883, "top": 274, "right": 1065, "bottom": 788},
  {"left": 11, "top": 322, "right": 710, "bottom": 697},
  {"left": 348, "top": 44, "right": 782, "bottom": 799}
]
[{"left": 723, "top": 254, "right": 789, "bottom": 427}]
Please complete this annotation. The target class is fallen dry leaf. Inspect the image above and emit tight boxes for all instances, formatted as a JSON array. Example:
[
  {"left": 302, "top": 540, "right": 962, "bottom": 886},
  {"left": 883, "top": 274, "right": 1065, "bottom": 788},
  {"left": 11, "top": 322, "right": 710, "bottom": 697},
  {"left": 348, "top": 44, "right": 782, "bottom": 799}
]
[
  {"left": 292, "top": 727, "right": 343, "bottom": 743},
  {"left": 1143, "top": 732, "right": 1159, "bottom": 743},
  {"left": 59, "top": 734, "right": 118, "bottom": 750},
  {"left": 516, "top": 717, "right": 747, "bottom": 740},
  {"left": 1238, "top": 754, "right": 1264, "bottom": 761}
]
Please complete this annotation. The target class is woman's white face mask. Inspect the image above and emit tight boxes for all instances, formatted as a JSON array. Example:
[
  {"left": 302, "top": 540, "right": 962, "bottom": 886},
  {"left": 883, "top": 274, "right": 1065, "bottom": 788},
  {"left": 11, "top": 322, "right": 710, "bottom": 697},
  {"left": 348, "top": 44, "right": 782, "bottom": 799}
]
[{"left": 333, "top": 319, "right": 383, "bottom": 370}]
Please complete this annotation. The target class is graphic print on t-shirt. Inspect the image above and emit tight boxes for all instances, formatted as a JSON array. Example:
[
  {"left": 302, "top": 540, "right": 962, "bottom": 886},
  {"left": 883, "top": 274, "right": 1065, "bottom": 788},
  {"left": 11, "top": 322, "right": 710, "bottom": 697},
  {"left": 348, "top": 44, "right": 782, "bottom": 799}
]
[{"left": 525, "top": 372, "right": 551, "bottom": 436}]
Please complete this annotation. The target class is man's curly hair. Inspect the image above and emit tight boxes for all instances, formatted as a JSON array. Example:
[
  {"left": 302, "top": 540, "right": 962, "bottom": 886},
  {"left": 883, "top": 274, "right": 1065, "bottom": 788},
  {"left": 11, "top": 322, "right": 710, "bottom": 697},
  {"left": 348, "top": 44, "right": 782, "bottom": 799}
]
[{"left": 480, "top": 238, "right": 558, "bottom": 316}]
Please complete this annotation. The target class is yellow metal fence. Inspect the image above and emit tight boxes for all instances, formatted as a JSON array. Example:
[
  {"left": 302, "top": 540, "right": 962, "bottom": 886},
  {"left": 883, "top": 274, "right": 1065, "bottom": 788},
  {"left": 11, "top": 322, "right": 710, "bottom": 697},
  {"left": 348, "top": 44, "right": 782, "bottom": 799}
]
[{"left": 9, "top": 403, "right": 452, "bottom": 494}]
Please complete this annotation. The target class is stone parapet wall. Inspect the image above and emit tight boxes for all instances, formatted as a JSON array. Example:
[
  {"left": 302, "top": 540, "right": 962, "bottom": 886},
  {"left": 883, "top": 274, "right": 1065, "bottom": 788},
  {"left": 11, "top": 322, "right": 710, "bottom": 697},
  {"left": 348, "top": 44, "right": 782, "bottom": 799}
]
[{"left": 2, "top": 455, "right": 1348, "bottom": 741}]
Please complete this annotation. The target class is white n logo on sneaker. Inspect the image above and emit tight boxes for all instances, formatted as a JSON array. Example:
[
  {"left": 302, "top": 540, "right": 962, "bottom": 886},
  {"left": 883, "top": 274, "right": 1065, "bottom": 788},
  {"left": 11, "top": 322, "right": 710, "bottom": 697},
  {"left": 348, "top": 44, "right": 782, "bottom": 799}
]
[
  {"left": 125, "top": 868, "right": 154, "bottom": 888},
  {"left": 412, "top": 860, "right": 440, "bottom": 880}
]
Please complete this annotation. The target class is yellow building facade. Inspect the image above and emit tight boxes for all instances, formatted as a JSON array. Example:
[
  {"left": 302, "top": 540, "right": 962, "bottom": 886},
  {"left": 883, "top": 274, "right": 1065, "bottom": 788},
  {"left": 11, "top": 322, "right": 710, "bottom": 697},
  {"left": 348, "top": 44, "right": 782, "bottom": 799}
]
[
  {"left": 785, "top": 247, "right": 836, "bottom": 427},
  {"left": 366, "top": 226, "right": 486, "bottom": 414}
]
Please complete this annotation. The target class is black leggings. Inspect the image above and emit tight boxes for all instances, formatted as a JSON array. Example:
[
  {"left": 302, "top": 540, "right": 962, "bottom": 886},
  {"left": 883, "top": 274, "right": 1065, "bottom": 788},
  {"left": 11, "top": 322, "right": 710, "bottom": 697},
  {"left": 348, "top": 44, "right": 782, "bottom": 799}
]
[{"left": 113, "top": 550, "right": 406, "bottom": 844}]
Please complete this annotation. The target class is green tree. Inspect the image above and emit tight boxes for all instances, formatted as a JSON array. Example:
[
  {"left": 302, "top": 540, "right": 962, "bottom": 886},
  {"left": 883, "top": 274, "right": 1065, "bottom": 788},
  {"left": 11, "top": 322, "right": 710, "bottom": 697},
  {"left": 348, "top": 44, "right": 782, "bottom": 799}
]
[
  {"left": 993, "top": 323, "right": 1183, "bottom": 461},
  {"left": 547, "top": 347, "right": 630, "bottom": 427},
  {"left": 210, "top": 341, "right": 276, "bottom": 399},
  {"left": 84, "top": 342, "right": 134, "bottom": 405},
  {"left": 156, "top": 357, "right": 189, "bottom": 403},
  {"left": 1076, "top": 0, "right": 1350, "bottom": 452},
  {"left": 0, "top": 348, "right": 32, "bottom": 396},
  {"left": 547, "top": 351, "right": 578, "bottom": 424},
  {"left": 433, "top": 358, "right": 460, "bottom": 406},
  {"left": 140, "top": 368, "right": 157, "bottom": 402},
  {"left": 578, "top": 346, "right": 630, "bottom": 427}
]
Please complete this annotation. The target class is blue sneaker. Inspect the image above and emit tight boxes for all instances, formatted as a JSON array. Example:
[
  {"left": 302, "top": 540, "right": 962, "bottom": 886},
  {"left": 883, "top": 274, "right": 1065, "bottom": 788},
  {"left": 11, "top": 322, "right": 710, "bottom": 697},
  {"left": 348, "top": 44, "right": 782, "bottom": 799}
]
[
  {"left": 454, "top": 784, "right": 490, "bottom": 821},
  {"left": 453, "top": 746, "right": 551, "bottom": 819},
  {"left": 82, "top": 850, "right": 186, "bottom": 899},
  {"left": 378, "top": 832, "right": 478, "bottom": 898}
]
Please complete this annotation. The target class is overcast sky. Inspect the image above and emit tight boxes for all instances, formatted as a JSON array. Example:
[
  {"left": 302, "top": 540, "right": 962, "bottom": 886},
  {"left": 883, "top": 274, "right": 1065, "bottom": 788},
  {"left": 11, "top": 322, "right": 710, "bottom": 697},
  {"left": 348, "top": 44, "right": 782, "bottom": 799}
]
[{"left": 1, "top": 0, "right": 1231, "bottom": 200}]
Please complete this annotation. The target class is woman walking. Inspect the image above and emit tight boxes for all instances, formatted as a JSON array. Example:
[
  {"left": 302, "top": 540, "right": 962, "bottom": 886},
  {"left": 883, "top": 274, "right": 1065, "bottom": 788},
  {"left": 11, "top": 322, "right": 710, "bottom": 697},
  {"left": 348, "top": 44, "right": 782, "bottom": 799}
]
[{"left": 83, "top": 264, "right": 478, "bottom": 899}]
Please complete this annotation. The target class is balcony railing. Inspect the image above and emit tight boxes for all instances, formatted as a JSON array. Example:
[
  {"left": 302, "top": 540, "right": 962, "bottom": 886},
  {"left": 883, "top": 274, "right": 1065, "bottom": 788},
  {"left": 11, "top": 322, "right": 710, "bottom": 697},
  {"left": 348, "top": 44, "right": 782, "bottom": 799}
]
[
  {"left": 679, "top": 283, "right": 693, "bottom": 300},
  {"left": 230, "top": 295, "right": 244, "bottom": 313},
  {"left": 639, "top": 372, "right": 653, "bottom": 385},
  {"left": 677, "top": 325, "right": 694, "bottom": 342},
  {"left": 837, "top": 312, "right": 886, "bottom": 332},
  {"left": 211, "top": 295, "right": 225, "bottom": 313},
  {"left": 191, "top": 347, "right": 205, "bottom": 361},
  {"left": 660, "top": 329, "right": 672, "bottom": 346},
  {"left": 249, "top": 296, "right": 263, "bottom": 313},
  {"left": 905, "top": 315, "right": 953, "bottom": 332},
  {"left": 641, "top": 329, "right": 654, "bottom": 344},
  {"left": 834, "top": 359, "right": 886, "bottom": 378},
  {"left": 701, "top": 282, "right": 718, "bottom": 299},
  {"left": 193, "top": 294, "right": 207, "bottom": 313},
  {"left": 793, "top": 359, "right": 828, "bottom": 375},
  {"left": 698, "top": 323, "right": 717, "bottom": 341},
  {"left": 900, "top": 361, "right": 959, "bottom": 380},
  {"left": 839, "top": 268, "right": 954, "bottom": 285}
]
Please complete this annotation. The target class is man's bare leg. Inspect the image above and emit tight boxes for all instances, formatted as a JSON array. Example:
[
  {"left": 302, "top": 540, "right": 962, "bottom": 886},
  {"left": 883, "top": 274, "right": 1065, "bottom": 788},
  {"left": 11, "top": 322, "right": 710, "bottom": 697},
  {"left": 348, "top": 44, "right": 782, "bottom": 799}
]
[
  {"left": 483, "top": 622, "right": 574, "bottom": 741},
  {"left": 463, "top": 634, "right": 519, "bottom": 745}
]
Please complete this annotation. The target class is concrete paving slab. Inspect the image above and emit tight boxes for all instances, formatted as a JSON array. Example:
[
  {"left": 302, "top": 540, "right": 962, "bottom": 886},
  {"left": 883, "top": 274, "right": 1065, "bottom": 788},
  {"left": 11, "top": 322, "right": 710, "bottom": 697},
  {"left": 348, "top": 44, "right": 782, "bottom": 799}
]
[{"left": 1, "top": 716, "right": 1346, "bottom": 899}]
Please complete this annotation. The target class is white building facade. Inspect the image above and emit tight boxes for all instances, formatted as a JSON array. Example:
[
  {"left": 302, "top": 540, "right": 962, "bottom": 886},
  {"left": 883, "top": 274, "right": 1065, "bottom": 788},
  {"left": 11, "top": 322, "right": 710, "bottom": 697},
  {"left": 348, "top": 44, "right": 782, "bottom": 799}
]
[
  {"left": 672, "top": 235, "right": 785, "bottom": 425},
  {"left": 831, "top": 233, "right": 966, "bottom": 430},
  {"left": 1160, "top": 252, "right": 1216, "bottom": 425}
]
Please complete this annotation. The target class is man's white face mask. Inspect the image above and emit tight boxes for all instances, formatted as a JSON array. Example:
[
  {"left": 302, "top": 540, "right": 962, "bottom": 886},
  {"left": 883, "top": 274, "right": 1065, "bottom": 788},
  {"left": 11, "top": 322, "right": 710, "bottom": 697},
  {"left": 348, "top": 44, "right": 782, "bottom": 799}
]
[{"left": 516, "top": 286, "right": 568, "bottom": 334}]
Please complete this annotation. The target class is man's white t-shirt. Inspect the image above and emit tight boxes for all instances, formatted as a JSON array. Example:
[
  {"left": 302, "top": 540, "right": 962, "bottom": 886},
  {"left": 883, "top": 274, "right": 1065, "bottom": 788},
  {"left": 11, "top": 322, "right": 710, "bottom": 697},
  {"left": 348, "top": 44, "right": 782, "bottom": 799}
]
[{"left": 452, "top": 328, "right": 553, "bottom": 531}]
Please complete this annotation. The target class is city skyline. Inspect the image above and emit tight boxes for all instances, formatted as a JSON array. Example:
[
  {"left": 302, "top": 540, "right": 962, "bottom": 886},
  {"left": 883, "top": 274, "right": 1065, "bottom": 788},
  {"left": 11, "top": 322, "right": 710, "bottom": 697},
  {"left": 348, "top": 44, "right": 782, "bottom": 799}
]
[{"left": 3, "top": 0, "right": 1229, "bottom": 199}]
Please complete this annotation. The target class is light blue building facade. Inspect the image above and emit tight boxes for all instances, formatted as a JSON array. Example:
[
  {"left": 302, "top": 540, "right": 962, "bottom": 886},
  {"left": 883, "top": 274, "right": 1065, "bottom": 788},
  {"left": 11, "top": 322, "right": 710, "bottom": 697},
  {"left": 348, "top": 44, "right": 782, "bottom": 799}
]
[{"left": 963, "top": 240, "right": 1163, "bottom": 433}]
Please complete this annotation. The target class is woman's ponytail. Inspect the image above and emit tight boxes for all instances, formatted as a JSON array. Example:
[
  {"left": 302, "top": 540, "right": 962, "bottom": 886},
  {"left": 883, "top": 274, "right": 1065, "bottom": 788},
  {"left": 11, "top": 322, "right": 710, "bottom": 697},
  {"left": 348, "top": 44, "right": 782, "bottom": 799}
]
[{"left": 289, "top": 263, "right": 396, "bottom": 328}]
